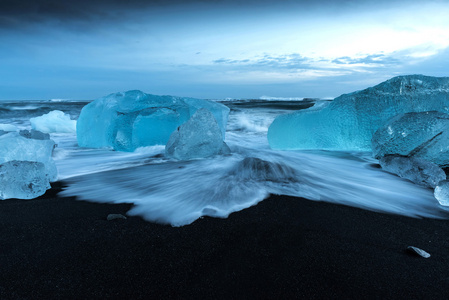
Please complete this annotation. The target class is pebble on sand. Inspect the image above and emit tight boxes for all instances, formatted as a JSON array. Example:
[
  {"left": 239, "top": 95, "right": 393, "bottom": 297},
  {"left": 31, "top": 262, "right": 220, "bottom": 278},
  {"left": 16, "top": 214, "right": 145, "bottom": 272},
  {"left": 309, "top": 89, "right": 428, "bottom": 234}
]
[
  {"left": 107, "top": 214, "right": 127, "bottom": 221},
  {"left": 406, "top": 246, "right": 431, "bottom": 258}
]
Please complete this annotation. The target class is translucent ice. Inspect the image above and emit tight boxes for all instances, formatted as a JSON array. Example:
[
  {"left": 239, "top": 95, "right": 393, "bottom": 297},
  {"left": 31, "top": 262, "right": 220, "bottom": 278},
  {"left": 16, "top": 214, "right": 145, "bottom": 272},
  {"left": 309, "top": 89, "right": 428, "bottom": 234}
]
[
  {"left": 77, "top": 90, "right": 230, "bottom": 151},
  {"left": 372, "top": 111, "right": 449, "bottom": 167},
  {"left": 268, "top": 75, "right": 449, "bottom": 150},
  {"left": 435, "top": 180, "right": 449, "bottom": 206},
  {"left": 0, "top": 131, "right": 57, "bottom": 182},
  {"left": 0, "top": 161, "right": 51, "bottom": 200},
  {"left": 379, "top": 155, "right": 446, "bottom": 188},
  {"left": 0, "top": 124, "right": 18, "bottom": 132},
  {"left": 165, "top": 109, "right": 230, "bottom": 160},
  {"left": 30, "top": 110, "right": 77, "bottom": 133}
]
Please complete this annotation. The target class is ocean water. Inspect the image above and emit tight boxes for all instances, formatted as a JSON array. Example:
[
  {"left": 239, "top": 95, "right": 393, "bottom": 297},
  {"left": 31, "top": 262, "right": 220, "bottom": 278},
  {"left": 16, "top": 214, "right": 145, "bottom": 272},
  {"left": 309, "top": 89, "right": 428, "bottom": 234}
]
[{"left": 1, "top": 99, "right": 448, "bottom": 226}]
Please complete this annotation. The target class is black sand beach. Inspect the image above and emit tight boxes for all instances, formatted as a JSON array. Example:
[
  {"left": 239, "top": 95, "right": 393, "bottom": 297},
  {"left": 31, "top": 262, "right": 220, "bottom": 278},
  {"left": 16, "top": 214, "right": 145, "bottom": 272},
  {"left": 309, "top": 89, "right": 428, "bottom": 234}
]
[{"left": 2, "top": 182, "right": 449, "bottom": 299}]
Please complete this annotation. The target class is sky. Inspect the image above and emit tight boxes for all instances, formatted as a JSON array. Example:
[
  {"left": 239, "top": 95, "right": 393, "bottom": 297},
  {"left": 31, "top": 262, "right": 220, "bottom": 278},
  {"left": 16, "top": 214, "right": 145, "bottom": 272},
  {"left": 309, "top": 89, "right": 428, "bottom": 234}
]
[{"left": 1, "top": 0, "right": 449, "bottom": 100}]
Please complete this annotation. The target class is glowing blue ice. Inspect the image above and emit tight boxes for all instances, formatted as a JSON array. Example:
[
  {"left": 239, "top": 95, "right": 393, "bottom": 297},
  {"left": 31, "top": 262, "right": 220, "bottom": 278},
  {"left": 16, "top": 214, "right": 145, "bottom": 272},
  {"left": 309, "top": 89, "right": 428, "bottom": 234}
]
[
  {"left": 268, "top": 75, "right": 449, "bottom": 151},
  {"left": 379, "top": 155, "right": 446, "bottom": 188},
  {"left": 0, "top": 161, "right": 51, "bottom": 200},
  {"left": 435, "top": 181, "right": 449, "bottom": 206},
  {"left": 372, "top": 111, "right": 449, "bottom": 167},
  {"left": 165, "top": 109, "right": 230, "bottom": 160},
  {"left": 0, "top": 130, "right": 56, "bottom": 199},
  {"left": 77, "top": 90, "right": 230, "bottom": 151},
  {"left": 0, "top": 131, "right": 57, "bottom": 181}
]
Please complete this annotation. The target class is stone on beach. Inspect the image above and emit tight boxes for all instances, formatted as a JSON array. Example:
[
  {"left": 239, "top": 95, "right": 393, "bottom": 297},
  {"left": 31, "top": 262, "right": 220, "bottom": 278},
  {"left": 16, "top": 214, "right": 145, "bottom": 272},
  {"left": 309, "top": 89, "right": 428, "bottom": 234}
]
[
  {"left": 406, "top": 246, "right": 431, "bottom": 258},
  {"left": 107, "top": 214, "right": 127, "bottom": 221}
]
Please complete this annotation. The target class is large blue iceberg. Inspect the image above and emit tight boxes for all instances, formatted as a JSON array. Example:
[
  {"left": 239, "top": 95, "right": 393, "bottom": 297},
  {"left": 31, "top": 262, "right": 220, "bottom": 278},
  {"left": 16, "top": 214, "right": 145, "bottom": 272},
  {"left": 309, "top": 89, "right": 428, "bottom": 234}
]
[
  {"left": 77, "top": 90, "right": 230, "bottom": 151},
  {"left": 268, "top": 75, "right": 449, "bottom": 151}
]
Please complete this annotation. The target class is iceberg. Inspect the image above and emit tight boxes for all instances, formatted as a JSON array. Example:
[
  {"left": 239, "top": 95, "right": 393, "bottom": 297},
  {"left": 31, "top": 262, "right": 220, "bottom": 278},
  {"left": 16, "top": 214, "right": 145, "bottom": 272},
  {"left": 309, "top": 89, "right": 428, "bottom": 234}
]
[
  {"left": 379, "top": 155, "right": 446, "bottom": 188},
  {"left": 165, "top": 109, "right": 230, "bottom": 160},
  {"left": 0, "top": 161, "right": 51, "bottom": 200},
  {"left": 30, "top": 110, "right": 77, "bottom": 133},
  {"left": 77, "top": 90, "right": 230, "bottom": 151},
  {"left": 268, "top": 75, "right": 449, "bottom": 150},
  {"left": 372, "top": 111, "right": 449, "bottom": 167}
]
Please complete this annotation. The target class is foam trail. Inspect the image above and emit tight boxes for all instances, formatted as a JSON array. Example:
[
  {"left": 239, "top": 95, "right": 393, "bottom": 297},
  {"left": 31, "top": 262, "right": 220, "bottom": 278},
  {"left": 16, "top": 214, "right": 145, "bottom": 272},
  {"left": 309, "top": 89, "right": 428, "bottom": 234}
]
[
  {"left": 54, "top": 145, "right": 166, "bottom": 179},
  {"left": 61, "top": 155, "right": 270, "bottom": 226},
  {"left": 61, "top": 146, "right": 448, "bottom": 226}
]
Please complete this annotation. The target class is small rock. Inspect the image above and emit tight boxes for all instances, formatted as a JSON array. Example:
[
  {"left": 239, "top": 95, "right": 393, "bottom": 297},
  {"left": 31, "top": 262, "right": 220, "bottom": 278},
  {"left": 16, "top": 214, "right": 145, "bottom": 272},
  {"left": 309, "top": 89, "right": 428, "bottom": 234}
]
[
  {"left": 107, "top": 214, "right": 127, "bottom": 221},
  {"left": 406, "top": 246, "right": 431, "bottom": 258}
]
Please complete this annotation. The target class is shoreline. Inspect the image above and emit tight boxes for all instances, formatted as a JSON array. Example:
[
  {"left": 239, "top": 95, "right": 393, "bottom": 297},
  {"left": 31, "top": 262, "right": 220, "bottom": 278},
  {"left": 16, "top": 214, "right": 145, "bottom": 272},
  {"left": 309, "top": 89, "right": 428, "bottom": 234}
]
[{"left": 2, "top": 182, "right": 449, "bottom": 298}]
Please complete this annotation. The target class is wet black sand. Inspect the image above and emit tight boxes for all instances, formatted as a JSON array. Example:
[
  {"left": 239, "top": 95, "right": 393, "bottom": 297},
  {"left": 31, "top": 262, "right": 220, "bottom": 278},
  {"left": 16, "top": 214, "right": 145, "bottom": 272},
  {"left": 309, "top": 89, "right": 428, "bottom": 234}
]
[{"left": 1, "top": 181, "right": 449, "bottom": 299}]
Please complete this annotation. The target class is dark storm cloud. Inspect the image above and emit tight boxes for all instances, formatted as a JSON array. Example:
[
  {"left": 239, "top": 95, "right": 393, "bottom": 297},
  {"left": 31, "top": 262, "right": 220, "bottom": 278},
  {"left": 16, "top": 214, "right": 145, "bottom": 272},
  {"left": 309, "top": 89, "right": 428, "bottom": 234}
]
[
  {"left": 0, "top": 0, "right": 416, "bottom": 28},
  {"left": 0, "top": 0, "right": 181, "bottom": 28}
]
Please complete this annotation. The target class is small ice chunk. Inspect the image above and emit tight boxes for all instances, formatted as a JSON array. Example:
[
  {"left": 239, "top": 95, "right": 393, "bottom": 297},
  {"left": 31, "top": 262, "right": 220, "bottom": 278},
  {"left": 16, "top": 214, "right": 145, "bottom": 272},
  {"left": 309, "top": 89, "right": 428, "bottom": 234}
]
[
  {"left": 0, "top": 161, "right": 51, "bottom": 200},
  {"left": 165, "top": 109, "right": 229, "bottom": 160},
  {"left": 30, "top": 110, "right": 77, "bottom": 133},
  {"left": 434, "top": 180, "right": 449, "bottom": 206},
  {"left": 372, "top": 111, "right": 449, "bottom": 167},
  {"left": 379, "top": 155, "right": 446, "bottom": 188},
  {"left": 0, "top": 131, "right": 57, "bottom": 182}
]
